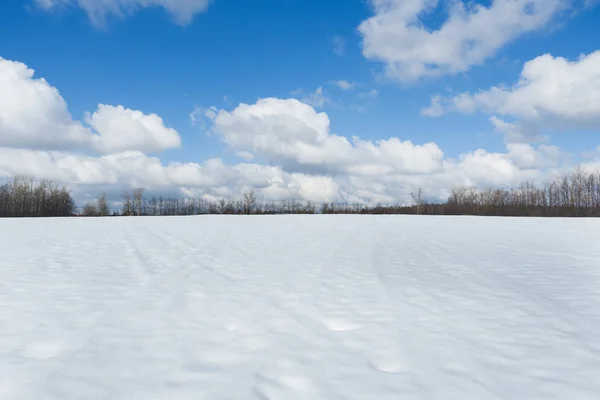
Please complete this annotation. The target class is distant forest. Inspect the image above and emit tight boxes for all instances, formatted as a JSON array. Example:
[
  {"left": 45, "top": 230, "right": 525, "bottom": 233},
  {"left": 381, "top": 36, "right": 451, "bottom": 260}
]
[{"left": 2, "top": 168, "right": 600, "bottom": 218}]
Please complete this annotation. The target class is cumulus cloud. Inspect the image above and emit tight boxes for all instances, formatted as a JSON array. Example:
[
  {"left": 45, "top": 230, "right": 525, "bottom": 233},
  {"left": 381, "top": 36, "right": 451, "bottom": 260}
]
[
  {"left": 454, "top": 52, "right": 600, "bottom": 123},
  {"left": 423, "top": 50, "right": 600, "bottom": 142},
  {"left": 0, "top": 57, "right": 181, "bottom": 154},
  {"left": 506, "top": 143, "right": 567, "bottom": 169},
  {"left": 204, "top": 97, "right": 556, "bottom": 199},
  {"left": 447, "top": 149, "right": 541, "bottom": 188},
  {"left": 208, "top": 97, "right": 445, "bottom": 176},
  {"left": 85, "top": 105, "right": 181, "bottom": 154},
  {"left": 0, "top": 57, "right": 92, "bottom": 150},
  {"left": 34, "top": 0, "right": 212, "bottom": 26},
  {"left": 358, "top": 0, "right": 576, "bottom": 82},
  {"left": 0, "top": 55, "right": 570, "bottom": 206}
]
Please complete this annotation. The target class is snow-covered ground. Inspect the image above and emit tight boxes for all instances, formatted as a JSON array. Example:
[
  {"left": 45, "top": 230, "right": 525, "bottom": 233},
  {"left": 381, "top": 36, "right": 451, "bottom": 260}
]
[{"left": 1, "top": 215, "right": 600, "bottom": 399}]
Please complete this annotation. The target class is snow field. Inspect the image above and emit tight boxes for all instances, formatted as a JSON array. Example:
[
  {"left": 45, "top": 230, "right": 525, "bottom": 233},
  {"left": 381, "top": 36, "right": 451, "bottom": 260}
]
[{"left": 1, "top": 215, "right": 600, "bottom": 399}]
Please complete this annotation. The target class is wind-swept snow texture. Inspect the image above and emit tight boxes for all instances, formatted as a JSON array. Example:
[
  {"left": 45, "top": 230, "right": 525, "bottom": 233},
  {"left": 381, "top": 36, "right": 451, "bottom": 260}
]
[{"left": 1, "top": 215, "right": 600, "bottom": 399}]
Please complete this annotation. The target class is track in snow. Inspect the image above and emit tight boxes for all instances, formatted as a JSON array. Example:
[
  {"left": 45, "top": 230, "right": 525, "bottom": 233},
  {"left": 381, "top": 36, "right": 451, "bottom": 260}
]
[{"left": 1, "top": 215, "right": 600, "bottom": 399}]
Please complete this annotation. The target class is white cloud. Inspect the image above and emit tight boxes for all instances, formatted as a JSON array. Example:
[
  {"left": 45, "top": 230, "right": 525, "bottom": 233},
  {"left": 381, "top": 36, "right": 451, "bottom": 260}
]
[
  {"left": 450, "top": 92, "right": 478, "bottom": 114},
  {"left": 358, "top": 0, "right": 574, "bottom": 82},
  {"left": 421, "top": 92, "right": 477, "bottom": 117},
  {"left": 0, "top": 57, "right": 92, "bottom": 151},
  {"left": 0, "top": 55, "right": 574, "bottom": 206},
  {"left": 189, "top": 105, "right": 205, "bottom": 126},
  {"left": 456, "top": 52, "right": 600, "bottom": 122},
  {"left": 424, "top": 50, "right": 600, "bottom": 142},
  {"left": 208, "top": 97, "right": 446, "bottom": 176},
  {"left": 0, "top": 148, "right": 343, "bottom": 204},
  {"left": 86, "top": 105, "right": 181, "bottom": 154},
  {"left": 330, "top": 80, "right": 355, "bottom": 90},
  {"left": 358, "top": 89, "right": 379, "bottom": 100},
  {"left": 297, "top": 85, "right": 373, "bottom": 111},
  {"left": 333, "top": 36, "right": 346, "bottom": 56},
  {"left": 506, "top": 143, "right": 566, "bottom": 169},
  {"left": 302, "top": 86, "right": 328, "bottom": 109},
  {"left": 1, "top": 141, "right": 548, "bottom": 206},
  {"left": 205, "top": 96, "right": 555, "bottom": 195},
  {"left": 34, "top": 0, "right": 212, "bottom": 26},
  {"left": 489, "top": 116, "right": 538, "bottom": 144},
  {"left": 448, "top": 149, "right": 541, "bottom": 188},
  {"left": 421, "top": 95, "right": 444, "bottom": 117},
  {"left": 0, "top": 57, "right": 181, "bottom": 154}
]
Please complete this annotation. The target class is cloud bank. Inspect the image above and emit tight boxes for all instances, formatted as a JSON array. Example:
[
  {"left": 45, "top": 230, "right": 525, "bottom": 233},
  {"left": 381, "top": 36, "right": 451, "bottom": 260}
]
[{"left": 0, "top": 55, "right": 568, "bottom": 207}]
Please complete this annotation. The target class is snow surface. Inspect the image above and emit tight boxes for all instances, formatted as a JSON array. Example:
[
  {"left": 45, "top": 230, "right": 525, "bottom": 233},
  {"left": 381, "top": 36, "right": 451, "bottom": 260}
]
[{"left": 1, "top": 215, "right": 600, "bottom": 399}]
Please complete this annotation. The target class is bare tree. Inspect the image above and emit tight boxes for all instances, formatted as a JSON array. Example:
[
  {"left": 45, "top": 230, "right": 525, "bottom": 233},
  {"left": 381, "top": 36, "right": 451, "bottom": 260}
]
[
  {"left": 0, "top": 176, "right": 75, "bottom": 218},
  {"left": 150, "top": 196, "right": 158, "bottom": 216},
  {"left": 122, "top": 190, "right": 133, "bottom": 216},
  {"left": 132, "top": 187, "right": 146, "bottom": 216},
  {"left": 242, "top": 189, "right": 257, "bottom": 215},
  {"left": 290, "top": 198, "right": 299, "bottom": 214},
  {"left": 83, "top": 202, "right": 99, "bottom": 216},
  {"left": 410, "top": 188, "right": 423, "bottom": 215},
  {"left": 97, "top": 193, "right": 109, "bottom": 216}
]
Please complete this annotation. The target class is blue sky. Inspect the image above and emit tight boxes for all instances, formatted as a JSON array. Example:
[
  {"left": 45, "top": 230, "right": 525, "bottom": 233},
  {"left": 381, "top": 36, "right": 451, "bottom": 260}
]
[{"left": 0, "top": 0, "right": 599, "bottom": 205}]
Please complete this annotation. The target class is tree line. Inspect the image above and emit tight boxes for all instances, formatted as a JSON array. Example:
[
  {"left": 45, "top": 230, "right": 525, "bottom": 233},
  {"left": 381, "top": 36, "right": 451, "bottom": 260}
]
[
  {"left": 2, "top": 167, "right": 600, "bottom": 218},
  {"left": 80, "top": 167, "right": 600, "bottom": 218},
  {"left": 444, "top": 167, "right": 600, "bottom": 217},
  {"left": 0, "top": 177, "right": 76, "bottom": 217}
]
